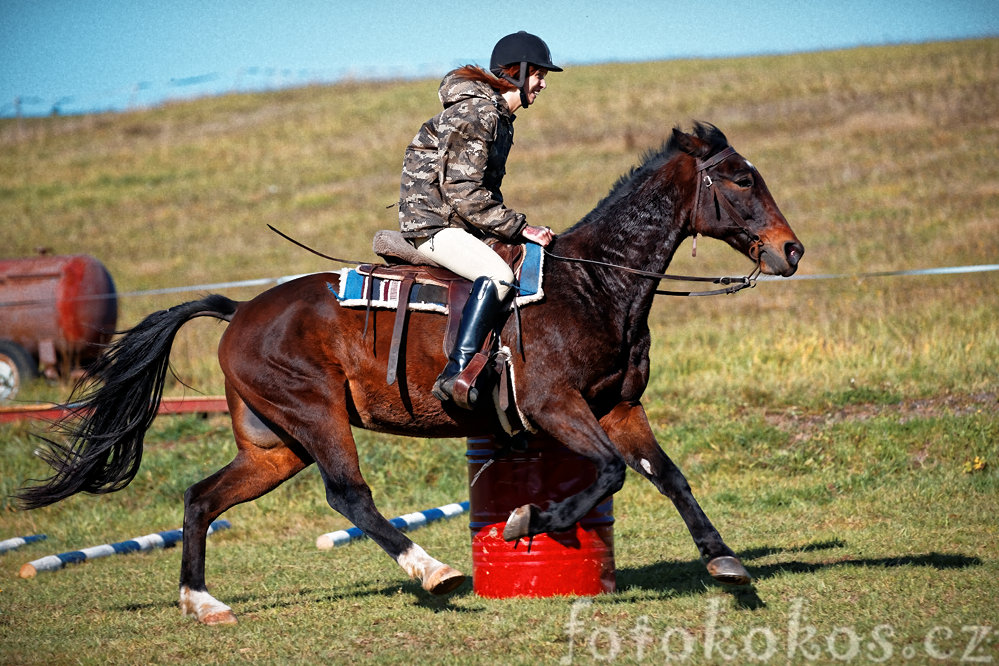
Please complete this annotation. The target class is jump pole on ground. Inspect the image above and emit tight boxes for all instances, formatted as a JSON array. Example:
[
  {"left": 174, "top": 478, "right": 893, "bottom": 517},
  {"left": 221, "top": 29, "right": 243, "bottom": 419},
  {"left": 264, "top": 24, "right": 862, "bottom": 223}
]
[
  {"left": 0, "top": 534, "right": 47, "bottom": 554},
  {"left": 316, "top": 502, "right": 469, "bottom": 549},
  {"left": 19, "top": 520, "right": 231, "bottom": 578}
]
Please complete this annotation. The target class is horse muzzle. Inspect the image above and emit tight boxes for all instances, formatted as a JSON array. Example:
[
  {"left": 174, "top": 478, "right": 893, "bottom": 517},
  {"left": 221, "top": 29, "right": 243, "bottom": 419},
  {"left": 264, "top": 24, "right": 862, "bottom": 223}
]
[{"left": 759, "top": 239, "right": 804, "bottom": 277}]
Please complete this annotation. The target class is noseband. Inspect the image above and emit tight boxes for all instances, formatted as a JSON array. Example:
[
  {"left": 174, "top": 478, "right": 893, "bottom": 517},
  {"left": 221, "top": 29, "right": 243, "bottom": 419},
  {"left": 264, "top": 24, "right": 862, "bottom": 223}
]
[{"left": 694, "top": 147, "right": 764, "bottom": 263}]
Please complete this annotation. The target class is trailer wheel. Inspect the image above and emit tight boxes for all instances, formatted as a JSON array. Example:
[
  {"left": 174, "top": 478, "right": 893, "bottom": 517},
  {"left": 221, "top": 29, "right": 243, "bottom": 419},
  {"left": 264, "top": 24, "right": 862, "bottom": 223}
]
[{"left": 0, "top": 340, "right": 38, "bottom": 402}]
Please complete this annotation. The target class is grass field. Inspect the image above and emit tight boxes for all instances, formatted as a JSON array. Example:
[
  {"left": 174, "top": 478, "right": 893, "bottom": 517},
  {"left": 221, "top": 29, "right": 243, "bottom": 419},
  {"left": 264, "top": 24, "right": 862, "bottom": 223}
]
[{"left": 1, "top": 39, "right": 997, "bottom": 664}]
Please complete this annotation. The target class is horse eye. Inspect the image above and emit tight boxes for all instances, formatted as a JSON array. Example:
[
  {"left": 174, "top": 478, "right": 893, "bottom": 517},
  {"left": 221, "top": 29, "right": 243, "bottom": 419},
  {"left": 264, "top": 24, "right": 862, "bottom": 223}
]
[{"left": 735, "top": 176, "right": 754, "bottom": 188}]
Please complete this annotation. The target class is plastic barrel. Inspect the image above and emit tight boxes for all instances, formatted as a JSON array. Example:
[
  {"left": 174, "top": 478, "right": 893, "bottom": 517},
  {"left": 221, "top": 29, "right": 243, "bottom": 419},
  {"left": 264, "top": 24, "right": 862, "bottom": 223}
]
[{"left": 466, "top": 434, "right": 615, "bottom": 598}]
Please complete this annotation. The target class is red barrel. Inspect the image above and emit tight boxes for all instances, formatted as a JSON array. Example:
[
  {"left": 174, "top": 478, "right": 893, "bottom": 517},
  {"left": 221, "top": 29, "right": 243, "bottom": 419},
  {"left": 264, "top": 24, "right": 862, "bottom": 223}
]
[
  {"left": 0, "top": 254, "right": 117, "bottom": 369},
  {"left": 467, "top": 434, "right": 615, "bottom": 598}
]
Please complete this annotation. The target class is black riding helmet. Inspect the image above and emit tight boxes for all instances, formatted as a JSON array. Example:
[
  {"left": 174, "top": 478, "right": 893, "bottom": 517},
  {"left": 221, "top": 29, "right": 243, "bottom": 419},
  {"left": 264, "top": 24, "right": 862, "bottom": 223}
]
[{"left": 489, "top": 31, "right": 562, "bottom": 108}]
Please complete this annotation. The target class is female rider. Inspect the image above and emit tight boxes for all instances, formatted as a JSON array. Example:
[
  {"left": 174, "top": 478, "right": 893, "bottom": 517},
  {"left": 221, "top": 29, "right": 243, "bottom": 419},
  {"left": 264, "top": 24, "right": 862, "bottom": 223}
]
[{"left": 398, "top": 31, "right": 561, "bottom": 406}]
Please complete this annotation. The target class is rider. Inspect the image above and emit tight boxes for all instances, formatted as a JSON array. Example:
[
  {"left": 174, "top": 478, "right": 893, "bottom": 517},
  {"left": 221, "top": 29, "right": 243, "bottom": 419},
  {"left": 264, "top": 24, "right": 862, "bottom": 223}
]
[{"left": 398, "top": 31, "right": 561, "bottom": 406}]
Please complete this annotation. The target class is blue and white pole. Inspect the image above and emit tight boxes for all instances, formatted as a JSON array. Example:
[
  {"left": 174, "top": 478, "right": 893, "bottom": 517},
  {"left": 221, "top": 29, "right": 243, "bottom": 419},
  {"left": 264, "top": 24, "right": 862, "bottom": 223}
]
[
  {"left": 0, "top": 534, "right": 47, "bottom": 554},
  {"left": 316, "top": 501, "right": 469, "bottom": 549},
  {"left": 18, "top": 520, "right": 231, "bottom": 578}
]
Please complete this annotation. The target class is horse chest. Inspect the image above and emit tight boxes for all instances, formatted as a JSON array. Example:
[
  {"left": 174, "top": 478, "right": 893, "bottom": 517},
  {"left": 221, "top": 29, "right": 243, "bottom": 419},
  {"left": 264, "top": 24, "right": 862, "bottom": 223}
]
[{"left": 537, "top": 306, "right": 649, "bottom": 395}]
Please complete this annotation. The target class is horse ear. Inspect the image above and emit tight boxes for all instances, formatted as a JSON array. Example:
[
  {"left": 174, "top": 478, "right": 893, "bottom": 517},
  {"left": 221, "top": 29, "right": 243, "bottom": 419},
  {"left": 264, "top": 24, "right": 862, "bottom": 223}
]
[{"left": 672, "top": 127, "right": 711, "bottom": 159}]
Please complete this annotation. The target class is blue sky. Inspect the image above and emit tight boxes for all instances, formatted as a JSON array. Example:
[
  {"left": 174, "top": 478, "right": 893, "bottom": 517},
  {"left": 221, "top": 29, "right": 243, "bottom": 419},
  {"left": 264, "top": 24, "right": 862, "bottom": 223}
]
[{"left": 1, "top": 0, "right": 996, "bottom": 116}]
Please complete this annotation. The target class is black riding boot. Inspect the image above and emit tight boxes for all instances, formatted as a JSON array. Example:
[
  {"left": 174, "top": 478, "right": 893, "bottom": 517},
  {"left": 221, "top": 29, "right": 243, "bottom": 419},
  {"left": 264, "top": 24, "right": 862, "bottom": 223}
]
[{"left": 433, "top": 276, "right": 504, "bottom": 406}]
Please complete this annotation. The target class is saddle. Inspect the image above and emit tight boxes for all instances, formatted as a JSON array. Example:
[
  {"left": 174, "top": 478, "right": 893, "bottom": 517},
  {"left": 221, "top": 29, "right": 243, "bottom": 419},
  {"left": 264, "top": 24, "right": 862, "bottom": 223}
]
[{"left": 328, "top": 231, "right": 544, "bottom": 433}]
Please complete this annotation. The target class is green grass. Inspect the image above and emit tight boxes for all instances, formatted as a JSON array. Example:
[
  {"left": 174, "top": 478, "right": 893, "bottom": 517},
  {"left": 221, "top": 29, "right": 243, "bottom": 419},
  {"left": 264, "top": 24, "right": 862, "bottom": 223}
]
[
  {"left": 2, "top": 39, "right": 998, "bottom": 663},
  {"left": 2, "top": 407, "right": 995, "bottom": 664}
]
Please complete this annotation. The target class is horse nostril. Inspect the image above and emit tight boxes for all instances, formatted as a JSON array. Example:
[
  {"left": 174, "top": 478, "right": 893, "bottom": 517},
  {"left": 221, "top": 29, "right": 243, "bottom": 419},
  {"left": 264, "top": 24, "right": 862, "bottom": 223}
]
[{"left": 784, "top": 241, "right": 804, "bottom": 267}]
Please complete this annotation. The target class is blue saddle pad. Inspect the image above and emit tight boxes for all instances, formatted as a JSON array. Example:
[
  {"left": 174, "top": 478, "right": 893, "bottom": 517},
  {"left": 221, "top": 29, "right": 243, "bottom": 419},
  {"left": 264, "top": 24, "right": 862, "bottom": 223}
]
[{"left": 331, "top": 242, "right": 545, "bottom": 311}]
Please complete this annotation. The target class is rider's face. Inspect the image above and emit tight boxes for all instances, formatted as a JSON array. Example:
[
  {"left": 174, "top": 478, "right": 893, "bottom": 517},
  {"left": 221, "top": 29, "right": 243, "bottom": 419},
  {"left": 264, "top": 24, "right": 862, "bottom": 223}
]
[{"left": 524, "top": 69, "right": 548, "bottom": 106}]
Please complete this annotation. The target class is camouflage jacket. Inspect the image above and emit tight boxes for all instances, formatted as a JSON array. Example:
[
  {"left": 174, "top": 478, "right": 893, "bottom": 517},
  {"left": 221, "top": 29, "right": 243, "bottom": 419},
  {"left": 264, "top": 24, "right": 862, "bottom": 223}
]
[{"left": 398, "top": 70, "right": 527, "bottom": 242}]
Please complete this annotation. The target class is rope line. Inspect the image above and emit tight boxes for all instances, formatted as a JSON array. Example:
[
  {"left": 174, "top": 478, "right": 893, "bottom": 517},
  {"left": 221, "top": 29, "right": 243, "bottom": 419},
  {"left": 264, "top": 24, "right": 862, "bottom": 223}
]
[
  {"left": 756, "top": 263, "right": 999, "bottom": 281},
  {"left": 1, "top": 264, "right": 996, "bottom": 310}
]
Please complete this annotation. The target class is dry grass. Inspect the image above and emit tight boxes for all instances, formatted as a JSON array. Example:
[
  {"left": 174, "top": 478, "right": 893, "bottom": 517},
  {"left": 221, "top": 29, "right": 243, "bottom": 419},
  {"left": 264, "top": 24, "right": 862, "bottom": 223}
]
[
  {"left": 0, "top": 39, "right": 997, "bottom": 664},
  {"left": 3, "top": 39, "right": 996, "bottom": 403}
]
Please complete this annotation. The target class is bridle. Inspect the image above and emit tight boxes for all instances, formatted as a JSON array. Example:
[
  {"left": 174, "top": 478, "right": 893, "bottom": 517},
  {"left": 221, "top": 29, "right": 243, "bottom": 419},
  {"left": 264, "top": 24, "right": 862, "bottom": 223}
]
[
  {"left": 693, "top": 146, "right": 765, "bottom": 265},
  {"left": 544, "top": 146, "right": 763, "bottom": 297}
]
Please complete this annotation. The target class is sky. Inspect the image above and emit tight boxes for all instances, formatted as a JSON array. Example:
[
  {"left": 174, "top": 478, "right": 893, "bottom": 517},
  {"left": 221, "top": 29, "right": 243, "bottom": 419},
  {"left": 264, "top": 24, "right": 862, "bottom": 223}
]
[{"left": 1, "top": 0, "right": 997, "bottom": 117}]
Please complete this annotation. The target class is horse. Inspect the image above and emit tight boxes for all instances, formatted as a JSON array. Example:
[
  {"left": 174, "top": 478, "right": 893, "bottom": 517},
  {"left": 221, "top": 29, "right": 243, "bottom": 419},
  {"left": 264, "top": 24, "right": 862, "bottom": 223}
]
[{"left": 16, "top": 123, "right": 803, "bottom": 625}]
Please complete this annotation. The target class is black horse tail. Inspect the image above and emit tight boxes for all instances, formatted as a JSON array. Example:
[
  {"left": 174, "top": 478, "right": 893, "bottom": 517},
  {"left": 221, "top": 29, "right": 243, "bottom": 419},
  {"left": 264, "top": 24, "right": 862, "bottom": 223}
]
[{"left": 15, "top": 294, "right": 239, "bottom": 510}]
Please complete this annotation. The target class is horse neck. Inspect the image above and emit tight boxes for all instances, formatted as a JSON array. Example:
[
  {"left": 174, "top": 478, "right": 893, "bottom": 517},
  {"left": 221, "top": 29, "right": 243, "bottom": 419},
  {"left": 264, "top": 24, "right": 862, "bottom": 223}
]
[{"left": 552, "top": 161, "right": 691, "bottom": 310}]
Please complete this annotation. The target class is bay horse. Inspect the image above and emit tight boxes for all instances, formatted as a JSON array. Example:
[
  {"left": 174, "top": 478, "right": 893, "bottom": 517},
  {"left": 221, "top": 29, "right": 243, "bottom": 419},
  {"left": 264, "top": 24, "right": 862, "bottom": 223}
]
[{"left": 17, "top": 123, "right": 803, "bottom": 625}]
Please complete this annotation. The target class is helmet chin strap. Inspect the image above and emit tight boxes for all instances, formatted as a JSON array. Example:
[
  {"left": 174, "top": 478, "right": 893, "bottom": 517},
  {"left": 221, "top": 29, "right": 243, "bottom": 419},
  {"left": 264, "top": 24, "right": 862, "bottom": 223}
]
[{"left": 500, "top": 61, "right": 531, "bottom": 109}]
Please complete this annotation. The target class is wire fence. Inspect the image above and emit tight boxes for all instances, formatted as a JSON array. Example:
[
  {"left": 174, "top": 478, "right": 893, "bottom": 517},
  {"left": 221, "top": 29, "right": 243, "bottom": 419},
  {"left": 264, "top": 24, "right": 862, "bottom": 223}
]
[
  {"left": 755, "top": 263, "right": 999, "bottom": 282},
  {"left": 2, "top": 262, "right": 997, "bottom": 313}
]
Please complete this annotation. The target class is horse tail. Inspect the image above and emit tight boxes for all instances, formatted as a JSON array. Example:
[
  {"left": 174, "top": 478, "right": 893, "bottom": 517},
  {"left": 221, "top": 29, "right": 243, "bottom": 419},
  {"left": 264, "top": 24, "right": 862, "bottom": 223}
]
[{"left": 14, "top": 294, "right": 239, "bottom": 510}]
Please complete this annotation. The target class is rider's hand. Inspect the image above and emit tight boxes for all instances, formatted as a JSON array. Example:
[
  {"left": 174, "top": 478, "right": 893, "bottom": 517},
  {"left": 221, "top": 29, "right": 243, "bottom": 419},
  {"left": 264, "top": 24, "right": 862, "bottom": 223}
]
[{"left": 522, "top": 225, "right": 555, "bottom": 246}]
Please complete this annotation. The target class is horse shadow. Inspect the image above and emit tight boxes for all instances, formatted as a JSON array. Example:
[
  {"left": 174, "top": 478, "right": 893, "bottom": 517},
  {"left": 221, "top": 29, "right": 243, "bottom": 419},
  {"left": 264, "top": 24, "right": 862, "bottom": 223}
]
[
  {"left": 118, "top": 577, "right": 481, "bottom": 617},
  {"left": 237, "top": 579, "right": 483, "bottom": 615},
  {"left": 614, "top": 539, "right": 982, "bottom": 610},
  {"left": 117, "top": 540, "right": 981, "bottom": 617}
]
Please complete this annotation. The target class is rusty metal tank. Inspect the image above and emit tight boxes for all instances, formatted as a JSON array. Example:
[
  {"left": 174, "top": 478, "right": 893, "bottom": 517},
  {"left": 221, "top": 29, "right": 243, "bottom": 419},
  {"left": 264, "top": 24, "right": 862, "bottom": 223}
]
[{"left": 0, "top": 254, "right": 117, "bottom": 399}]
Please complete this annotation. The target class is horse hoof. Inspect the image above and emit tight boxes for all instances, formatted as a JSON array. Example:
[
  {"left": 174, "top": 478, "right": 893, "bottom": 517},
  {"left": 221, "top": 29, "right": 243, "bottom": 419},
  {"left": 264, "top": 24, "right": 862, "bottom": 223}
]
[
  {"left": 503, "top": 504, "right": 538, "bottom": 541},
  {"left": 180, "top": 587, "right": 238, "bottom": 626},
  {"left": 424, "top": 564, "right": 466, "bottom": 595},
  {"left": 706, "top": 556, "right": 752, "bottom": 586},
  {"left": 201, "top": 609, "right": 239, "bottom": 626}
]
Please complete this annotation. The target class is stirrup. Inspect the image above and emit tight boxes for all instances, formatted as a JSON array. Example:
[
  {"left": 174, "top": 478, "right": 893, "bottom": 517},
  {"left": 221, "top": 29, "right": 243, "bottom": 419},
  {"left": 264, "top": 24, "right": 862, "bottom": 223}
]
[
  {"left": 433, "top": 375, "right": 481, "bottom": 407},
  {"left": 432, "top": 359, "right": 462, "bottom": 402},
  {"left": 432, "top": 374, "right": 457, "bottom": 402},
  {"left": 433, "top": 352, "right": 489, "bottom": 409}
]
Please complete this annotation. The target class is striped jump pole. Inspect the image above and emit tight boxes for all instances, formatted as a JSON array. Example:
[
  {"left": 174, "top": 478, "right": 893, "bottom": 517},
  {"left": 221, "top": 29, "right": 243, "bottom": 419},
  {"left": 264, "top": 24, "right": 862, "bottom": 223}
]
[
  {"left": 0, "top": 534, "right": 47, "bottom": 554},
  {"left": 18, "top": 520, "right": 231, "bottom": 578},
  {"left": 316, "top": 501, "right": 469, "bottom": 549}
]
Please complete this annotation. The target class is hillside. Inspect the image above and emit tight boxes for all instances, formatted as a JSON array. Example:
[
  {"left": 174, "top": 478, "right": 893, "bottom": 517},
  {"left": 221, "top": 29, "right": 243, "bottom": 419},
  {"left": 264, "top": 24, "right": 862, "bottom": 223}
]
[
  {"left": 1, "top": 40, "right": 996, "bottom": 663},
  {"left": 4, "top": 39, "right": 996, "bottom": 276},
  {"left": 2, "top": 38, "right": 997, "bottom": 398}
]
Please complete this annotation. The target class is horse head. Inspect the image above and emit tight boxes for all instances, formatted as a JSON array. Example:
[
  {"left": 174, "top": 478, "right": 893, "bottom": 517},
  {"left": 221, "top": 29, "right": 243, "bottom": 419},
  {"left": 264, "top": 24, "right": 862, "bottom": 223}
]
[{"left": 674, "top": 123, "right": 804, "bottom": 277}]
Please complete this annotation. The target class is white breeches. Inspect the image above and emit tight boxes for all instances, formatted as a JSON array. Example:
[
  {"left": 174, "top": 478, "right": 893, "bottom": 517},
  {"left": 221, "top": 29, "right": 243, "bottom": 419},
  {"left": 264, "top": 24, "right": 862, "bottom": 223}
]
[{"left": 414, "top": 228, "right": 514, "bottom": 300}]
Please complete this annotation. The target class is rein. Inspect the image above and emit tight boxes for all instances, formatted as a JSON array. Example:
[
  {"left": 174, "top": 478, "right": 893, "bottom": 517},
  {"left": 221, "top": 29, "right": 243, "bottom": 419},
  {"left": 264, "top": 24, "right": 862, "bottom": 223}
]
[
  {"left": 544, "top": 146, "right": 762, "bottom": 297},
  {"left": 271, "top": 144, "right": 763, "bottom": 298},
  {"left": 542, "top": 249, "right": 759, "bottom": 297}
]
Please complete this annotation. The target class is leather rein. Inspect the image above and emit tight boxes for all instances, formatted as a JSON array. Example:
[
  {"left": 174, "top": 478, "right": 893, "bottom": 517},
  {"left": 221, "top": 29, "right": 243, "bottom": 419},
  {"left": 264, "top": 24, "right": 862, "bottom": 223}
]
[
  {"left": 271, "top": 147, "right": 763, "bottom": 298},
  {"left": 544, "top": 146, "right": 763, "bottom": 297}
]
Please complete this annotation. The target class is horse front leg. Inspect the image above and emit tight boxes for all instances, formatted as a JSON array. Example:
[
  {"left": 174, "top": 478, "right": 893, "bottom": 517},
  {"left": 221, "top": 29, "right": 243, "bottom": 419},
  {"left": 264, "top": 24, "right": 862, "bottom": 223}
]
[
  {"left": 319, "top": 474, "right": 466, "bottom": 595},
  {"left": 600, "top": 402, "right": 752, "bottom": 586},
  {"left": 504, "top": 394, "right": 628, "bottom": 540}
]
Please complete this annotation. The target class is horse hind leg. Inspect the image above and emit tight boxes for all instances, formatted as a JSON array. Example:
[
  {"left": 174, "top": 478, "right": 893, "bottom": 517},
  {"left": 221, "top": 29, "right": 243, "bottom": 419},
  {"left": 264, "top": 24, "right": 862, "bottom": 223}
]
[
  {"left": 322, "top": 477, "right": 466, "bottom": 595},
  {"left": 303, "top": 410, "right": 465, "bottom": 595},
  {"left": 179, "top": 388, "right": 310, "bottom": 625}
]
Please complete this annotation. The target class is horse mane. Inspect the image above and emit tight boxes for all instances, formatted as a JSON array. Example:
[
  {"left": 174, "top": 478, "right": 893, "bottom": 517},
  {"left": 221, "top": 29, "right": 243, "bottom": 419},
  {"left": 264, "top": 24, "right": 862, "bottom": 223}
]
[{"left": 575, "top": 122, "right": 730, "bottom": 227}]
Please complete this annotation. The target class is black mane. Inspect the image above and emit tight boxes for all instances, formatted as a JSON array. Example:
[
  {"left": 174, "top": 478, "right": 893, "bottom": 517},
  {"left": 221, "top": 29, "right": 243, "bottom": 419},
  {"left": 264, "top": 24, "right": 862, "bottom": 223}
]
[{"left": 578, "top": 122, "right": 730, "bottom": 225}]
